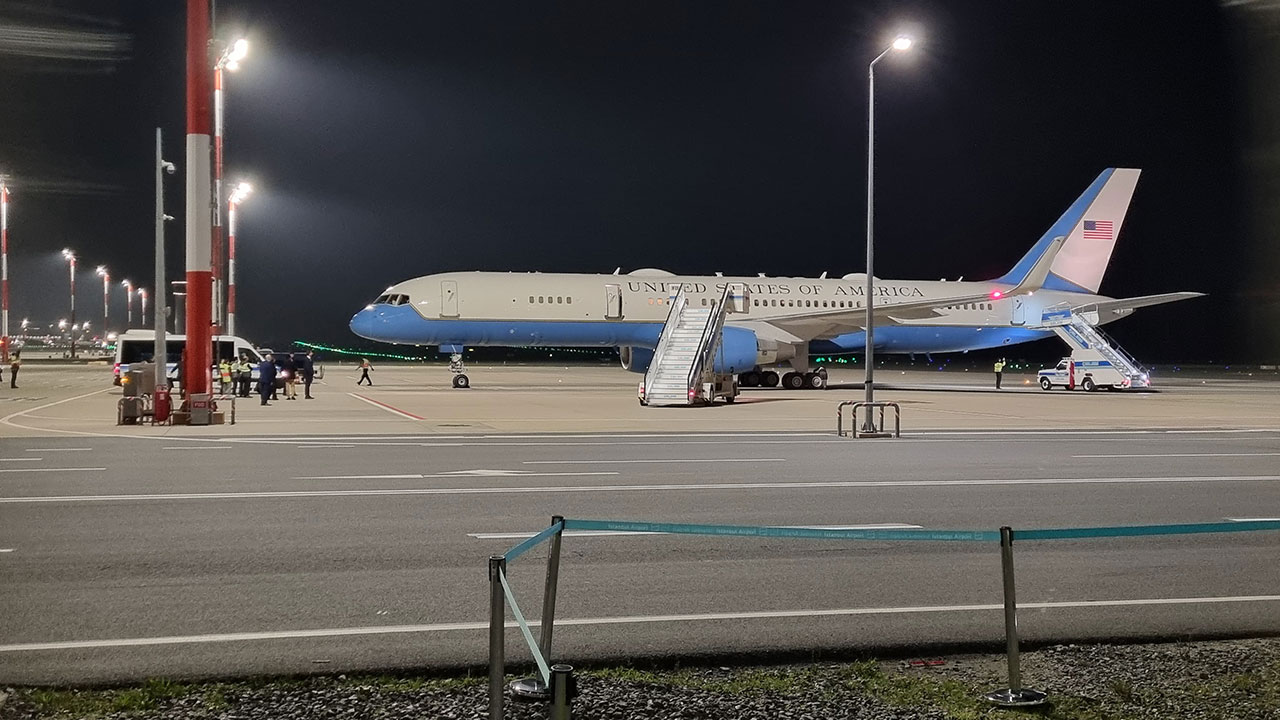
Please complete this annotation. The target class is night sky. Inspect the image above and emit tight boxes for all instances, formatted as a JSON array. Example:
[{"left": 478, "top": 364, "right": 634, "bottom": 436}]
[{"left": 2, "top": 1, "right": 1275, "bottom": 362}]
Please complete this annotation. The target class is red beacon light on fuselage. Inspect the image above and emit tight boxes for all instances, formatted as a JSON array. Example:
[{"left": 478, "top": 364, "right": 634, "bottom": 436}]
[{"left": 989, "top": 290, "right": 1004, "bottom": 300}]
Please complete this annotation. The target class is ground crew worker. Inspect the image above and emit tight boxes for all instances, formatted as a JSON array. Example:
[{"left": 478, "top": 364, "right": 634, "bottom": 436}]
[
  {"left": 237, "top": 356, "right": 253, "bottom": 397},
  {"left": 9, "top": 350, "right": 19, "bottom": 388},
  {"left": 218, "top": 359, "right": 232, "bottom": 395},
  {"left": 994, "top": 357, "right": 1006, "bottom": 389},
  {"left": 357, "top": 357, "right": 374, "bottom": 386}
]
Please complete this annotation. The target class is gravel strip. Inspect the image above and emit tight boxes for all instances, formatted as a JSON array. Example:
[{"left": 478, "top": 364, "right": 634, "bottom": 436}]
[{"left": 2, "top": 638, "right": 1277, "bottom": 719}]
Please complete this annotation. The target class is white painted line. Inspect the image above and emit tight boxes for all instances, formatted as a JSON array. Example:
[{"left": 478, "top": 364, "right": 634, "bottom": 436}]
[
  {"left": 299, "top": 445, "right": 356, "bottom": 449},
  {"left": 0, "top": 467, "right": 105, "bottom": 474},
  {"left": 295, "top": 471, "right": 618, "bottom": 480},
  {"left": 522, "top": 458, "right": 788, "bottom": 465},
  {"left": 1229, "top": 517, "right": 1280, "bottom": 522},
  {"left": 3, "top": 594, "right": 1279, "bottom": 652},
  {"left": 0, "top": 548, "right": 13, "bottom": 553},
  {"left": 347, "top": 393, "right": 422, "bottom": 421},
  {"left": 0, "top": 458, "right": 42, "bottom": 462},
  {"left": 5, "top": 475, "right": 1276, "bottom": 504},
  {"left": 1074, "top": 453, "right": 1280, "bottom": 459},
  {"left": 25, "top": 448, "right": 92, "bottom": 452},
  {"left": 469, "top": 523, "right": 923, "bottom": 541},
  {"left": 162, "top": 446, "right": 233, "bottom": 451}
]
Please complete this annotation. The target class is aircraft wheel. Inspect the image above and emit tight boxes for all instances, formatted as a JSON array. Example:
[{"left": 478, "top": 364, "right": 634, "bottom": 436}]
[
  {"left": 1081, "top": 377, "right": 1095, "bottom": 392},
  {"left": 805, "top": 372, "right": 826, "bottom": 390},
  {"left": 761, "top": 371, "right": 780, "bottom": 388},
  {"left": 782, "top": 372, "right": 805, "bottom": 390},
  {"left": 739, "top": 371, "right": 760, "bottom": 388},
  {"left": 1039, "top": 377, "right": 1052, "bottom": 391},
  {"left": 452, "top": 374, "right": 470, "bottom": 389}
]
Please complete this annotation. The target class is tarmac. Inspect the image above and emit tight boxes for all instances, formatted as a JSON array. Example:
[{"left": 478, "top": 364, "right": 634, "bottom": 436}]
[{"left": 1, "top": 362, "right": 1278, "bottom": 685}]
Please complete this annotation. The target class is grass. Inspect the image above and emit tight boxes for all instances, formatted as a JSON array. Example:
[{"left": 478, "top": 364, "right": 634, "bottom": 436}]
[{"left": 7, "top": 656, "right": 1280, "bottom": 720}]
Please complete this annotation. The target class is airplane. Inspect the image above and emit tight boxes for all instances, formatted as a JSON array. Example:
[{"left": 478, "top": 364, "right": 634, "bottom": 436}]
[{"left": 350, "top": 168, "right": 1202, "bottom": 389}]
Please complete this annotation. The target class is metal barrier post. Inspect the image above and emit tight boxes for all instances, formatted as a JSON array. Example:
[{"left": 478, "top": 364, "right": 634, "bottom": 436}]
[
  {"left": 540, "top": 515, "right": 564, "bottom": 658},
  {"left": 984, "top": 527, "right": 1047, "bottom": 706},
  {"left": 550, "top": 664, "right": 575, "bottom": 720},
  {"left": 488, "top": 555, "right": 506, "bottom": 720}
]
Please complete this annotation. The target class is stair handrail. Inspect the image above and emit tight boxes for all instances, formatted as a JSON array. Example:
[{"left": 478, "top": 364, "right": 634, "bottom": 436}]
[
  {"left": 685, "top": 283, "right": 737, "bottom": 399},
  {"left": 643, "top": 284, "right": 689, "bottom": 399},
  {"left": 1071, "top": 314, "right": 1145, "bottom": 375}
]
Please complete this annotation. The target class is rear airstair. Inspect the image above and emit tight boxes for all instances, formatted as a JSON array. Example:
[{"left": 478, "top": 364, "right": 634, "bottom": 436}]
[
  {"left": 1038, "top": 304, "right": 1150, "bottom": 389},
  {"left": 641, "top": 283, "right": 746, "bottom": 406}
]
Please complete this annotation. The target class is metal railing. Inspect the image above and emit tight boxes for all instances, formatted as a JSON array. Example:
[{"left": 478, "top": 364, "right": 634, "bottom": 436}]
[
  {"left": 487, "top": 516, "right": 1280, "bottom": 715},
  {"left": 837, "top": 400, "right": 900, "bottom": 437}
]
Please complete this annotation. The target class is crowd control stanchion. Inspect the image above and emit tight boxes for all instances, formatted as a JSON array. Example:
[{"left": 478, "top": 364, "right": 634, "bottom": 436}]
[
  {"left": 984, "top": 526, "right": 1047, "bottom": 707},
  {"left": 540, "top": 515, "right": 564, "bottom": 659},
  {"left": 488, "top": 555, "right": 506, "bottom": 720},
  {"left": 550, "top": 664, "right": 575, "bottom": 720}
]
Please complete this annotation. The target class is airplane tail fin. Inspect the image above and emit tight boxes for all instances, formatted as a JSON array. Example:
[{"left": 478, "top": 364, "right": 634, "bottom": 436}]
[{"left": 996, "top": 168, "right": 1141, "bottom": 294}]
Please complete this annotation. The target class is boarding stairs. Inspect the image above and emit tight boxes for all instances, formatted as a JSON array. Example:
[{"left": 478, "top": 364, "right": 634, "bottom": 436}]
[
  {"left": 642, "top": 283, "right": 744, "bottom": 406},
  {"left": 1041, "top": 304, "right": 1149, "bottom": 387}
]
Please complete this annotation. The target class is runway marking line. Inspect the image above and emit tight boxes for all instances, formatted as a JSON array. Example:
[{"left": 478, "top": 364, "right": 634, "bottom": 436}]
[
  {"left": 162, "top": 446, "right": 233, "bottom": 451},
  {"left": 4, "top": 475, "right": 1275, "bottom": 504},
  {"left": 295, "top": 471, "right": 618, "bottom": 480},
  {"left": 0, "top": 548, "right": 13, "bottom": 553},
  {"left": 348, "top": 393, "right": 424, "bottom": 421},
  {"left": 25, "top": 448, "right": 91, "bottom": 452},
  {"left": 3, "top": 594, "right": 1279, "bottom": 652},
  {"left": 0, "top": 458, "right": 41, "bottom": 462},
  {"left": 469, "top": 523, "right": 923, "bottom": 540},
  {"left": 1074, "top": 452, "right": 1280, "bottom": 459},
  {"left": 522, "top": 458, "right": 788, "bottom": 465},
  {"left": 0, "top": 467, "right": 105, "bottom": 474}
]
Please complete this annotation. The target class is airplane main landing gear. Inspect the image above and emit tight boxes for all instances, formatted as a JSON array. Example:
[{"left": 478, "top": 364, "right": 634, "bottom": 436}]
[{"left": 449, "top": 353, "right": 470, "bottom": 389}]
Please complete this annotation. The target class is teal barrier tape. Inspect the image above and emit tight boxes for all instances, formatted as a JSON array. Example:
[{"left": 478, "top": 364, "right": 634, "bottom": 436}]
[
  {"left": 1016, "top": 519, "right": 1280, "bottom": 541},
  {"left": 563, "top": 518, "right": 998, "bottom": 543},
  {"left": 498, "top": 568, "right": 551, "bottom": 685},
  {"left": 505, "top": 520, "right": 565, "bottom": 563}
]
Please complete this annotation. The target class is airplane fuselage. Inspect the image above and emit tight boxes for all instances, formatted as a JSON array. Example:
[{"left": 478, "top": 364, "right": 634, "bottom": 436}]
[{"left": 349, "top": 270, "right": 1113, "bottom": 357}]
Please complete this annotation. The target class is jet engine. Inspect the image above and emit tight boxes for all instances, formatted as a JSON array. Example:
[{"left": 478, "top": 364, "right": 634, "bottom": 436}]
[{"left": 619, "top": 346, "right": 654, "bottom": 373}]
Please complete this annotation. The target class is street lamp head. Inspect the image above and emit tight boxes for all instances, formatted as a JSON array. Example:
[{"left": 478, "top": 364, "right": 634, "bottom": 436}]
[
  {"left": 230, "top": 182, "right": 253, "bottom": 205},
  {"left": 61, "top": 248, "right": 75, "bottom": 260},
  {"left": 892, "top": 36, "right": 913, "bottom": 51},
  {"left": 162, "top": 161, "right": 176, "bottom": 175},
  {"left": 96, "top": 265, "right": 107, "bottom": 276},
  {"left": 121, "top": 279, "right": 131, "bottom": 288},
  {"left": 222, "top": 38, "right": 249, "bottom": 71}
]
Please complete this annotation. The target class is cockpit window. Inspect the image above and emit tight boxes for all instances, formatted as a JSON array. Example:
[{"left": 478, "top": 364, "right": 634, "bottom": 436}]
[
  {"left": 374, "top": 294, "right": 390, "bottom": 304},
  {"left": 373, "top": 294, "right": 411, "bottom": 306}
]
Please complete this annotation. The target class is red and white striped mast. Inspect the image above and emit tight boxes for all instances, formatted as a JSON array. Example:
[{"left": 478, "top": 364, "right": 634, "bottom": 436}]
[
  {"left": 212, "top": 38, "right": 247, "bottom": 335},
  {"left": 96, "top": 266, "right": 109, "bottom": 336},
  {"left": 121, "top": 279, "right": 134, "bottom": 326},
  {"left": 1, "top": 179, "right": 10, "bottom": 363},
  {"left": 226, "top": 181, "right": 251, "bottom": 337},
  {"left": 184, "top": 0, "right": 213, "bottom": 400}
]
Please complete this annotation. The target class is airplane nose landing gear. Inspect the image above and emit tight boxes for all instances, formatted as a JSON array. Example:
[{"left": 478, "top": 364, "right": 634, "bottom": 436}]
[{"left": 449, "top": 353, "right": 470, "bottom": 389}]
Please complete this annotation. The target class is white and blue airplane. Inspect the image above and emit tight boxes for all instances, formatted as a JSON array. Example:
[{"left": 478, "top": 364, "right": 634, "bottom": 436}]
[{"left": 350, "top": 168, "right": 1201, "bottom": 388}]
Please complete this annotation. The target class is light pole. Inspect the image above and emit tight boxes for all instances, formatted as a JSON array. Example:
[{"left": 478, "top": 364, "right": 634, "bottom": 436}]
[
  {"left": 62, "top": 248, "right": 77, "bottom": 358},
  {"left": 213, "top": 37, "right": 248, "bottom": 334},
  {"left": 156, "top": 127, "right": 176, "bottom": 390},
  {"left": 185, "top": 0, "right": 215, "bottom": 404},
  {"left": 121, "top": 279, "right": 134, "bottom": 327},
  {"left": 227, "top": 181, "right": 252, "bottom": 336},
  {"left": 1, "top": 178, "right": 10, "bottom": 362},
  {"left": 138, "top": 288, "right": 148, "bottom": 327},
  {"left": 96, "top": 266, "right": 109, "bottom": 336},
  {"left": 863, "top": 35, "right": 913, "bottom": 432}
]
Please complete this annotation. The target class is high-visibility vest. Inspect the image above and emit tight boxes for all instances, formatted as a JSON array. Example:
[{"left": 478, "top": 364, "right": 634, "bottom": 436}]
[
  {"left": 994, "top": 360, "right": 1005, "bottom": 372},
  {"left": 219, "top": 363, "right": 232, "bottom": 382}
]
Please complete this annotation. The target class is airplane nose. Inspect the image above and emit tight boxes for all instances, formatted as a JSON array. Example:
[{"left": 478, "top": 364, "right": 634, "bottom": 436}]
[{"left": 349, "top": 307, "right": 378, "bottom": 339}]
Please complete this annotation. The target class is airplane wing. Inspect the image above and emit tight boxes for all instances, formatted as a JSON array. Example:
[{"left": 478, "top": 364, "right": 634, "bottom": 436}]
[
  {"left": 732, "top": 235, "right": 1068, "bottom": 342},
  {"left": 1072, "top": 292, "right": 1205, "bottom": 317}
]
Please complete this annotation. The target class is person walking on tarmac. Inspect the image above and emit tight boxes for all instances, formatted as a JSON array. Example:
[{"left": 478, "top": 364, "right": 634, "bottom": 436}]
[
  {"left": 257, "top": 353, "right": 277, "bottom": 406},
  {"left": 6, "top": 350, "right": 17, "bottom": 388},
  {"left": 357, "top": 357, "right": 374, "bottom": 386},
  {"left": 994, "top": 357, "right": 1006, "bottom": 389},
  {"left": 302, "top": 349, "right": 316, "bottom": 399}
]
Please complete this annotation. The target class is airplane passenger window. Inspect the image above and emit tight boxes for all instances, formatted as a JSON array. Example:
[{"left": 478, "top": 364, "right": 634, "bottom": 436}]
[
  {"left": 529, "top": 296, "right": 534, "bottom": 303},
  {"left": 557, "top": 296, "right": 563, "bottom": 304},
  {"left": 566, "top": 297, "right": 572, "bottom": 304},
  {"left": 539, "top": 296, "right": 544, "bottom": 303}
]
